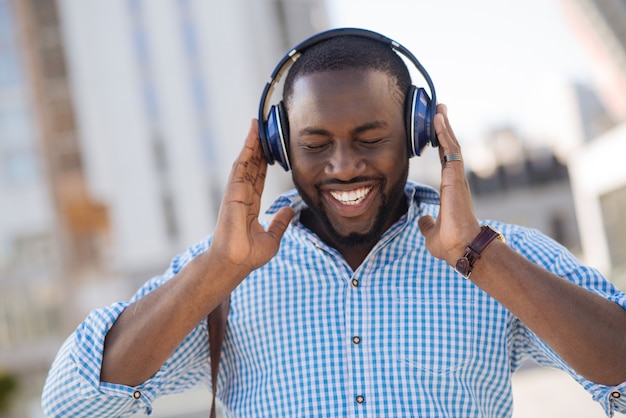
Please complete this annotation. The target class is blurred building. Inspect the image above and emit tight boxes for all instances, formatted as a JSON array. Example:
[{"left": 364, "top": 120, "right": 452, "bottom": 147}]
[
  {"left": 467, "top": 127, "right": 581, "bottom": 254},
  {"left": 560, "top": 0, "right": 626, "bottom": 288},
  {"left": 465, "top": 0, "right": 626, "bottom": 289},
  {"left": 466, "top": 0, "right": 626, "bottom": 291},
  {"left": 456, "top": 75, "right": 615, "bottom": 259},
  {"left": 570, "top": 125, "right": 626, "bottom": 288},
  {"left": 1, "top": 0, "right": 77, "bottom": 377},
  {"left": 0, "top": 0, "right": 328, "bottom": 416},
  {"left": 561, "top": 0, "right": 626, "bottom": 121}
]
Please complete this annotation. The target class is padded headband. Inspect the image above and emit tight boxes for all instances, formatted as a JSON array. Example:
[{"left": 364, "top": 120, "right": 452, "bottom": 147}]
[{"left": 258, "top": 27, "right": 438, "bottom": 170}]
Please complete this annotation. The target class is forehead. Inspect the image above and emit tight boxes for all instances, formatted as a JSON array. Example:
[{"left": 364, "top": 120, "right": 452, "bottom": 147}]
[
  {"left": 287, "top": 68, "right": 404, "bottom": 117},
  {"left": 288, "top": 66, "right": 401, "bottom": 100}
]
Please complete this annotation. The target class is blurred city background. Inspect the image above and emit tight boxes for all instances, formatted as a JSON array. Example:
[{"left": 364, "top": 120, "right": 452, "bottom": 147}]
[{"left": 0, "top": 0, "right": 625, "bottom": 416}]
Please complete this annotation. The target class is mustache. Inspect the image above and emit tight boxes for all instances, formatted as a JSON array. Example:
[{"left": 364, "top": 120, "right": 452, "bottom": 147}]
[{"left": 317, "top": 176, "right": 382, "bottom": 187}]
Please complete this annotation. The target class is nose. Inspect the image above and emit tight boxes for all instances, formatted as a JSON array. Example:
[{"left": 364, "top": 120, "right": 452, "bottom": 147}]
[{"left": 325, "top": 142, "right": 365, "bottom": 180}]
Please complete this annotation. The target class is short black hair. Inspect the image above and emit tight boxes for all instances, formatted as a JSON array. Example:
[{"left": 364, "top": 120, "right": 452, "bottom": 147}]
[{"left": 282, "top": 35, "right": 412, "bottom": 110}]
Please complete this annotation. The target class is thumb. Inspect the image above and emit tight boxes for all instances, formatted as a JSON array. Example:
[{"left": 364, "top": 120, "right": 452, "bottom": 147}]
[
  {"left": 266, "top": 207, "right": 295, "bottom": 242},
  {"left": 418, "top": 215, "right": 435, "bottom": 237}
]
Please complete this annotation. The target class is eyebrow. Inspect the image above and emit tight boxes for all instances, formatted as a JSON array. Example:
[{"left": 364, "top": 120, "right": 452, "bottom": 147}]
[{"left": 298, "top": 120, "right": 389, "bottom": 137}]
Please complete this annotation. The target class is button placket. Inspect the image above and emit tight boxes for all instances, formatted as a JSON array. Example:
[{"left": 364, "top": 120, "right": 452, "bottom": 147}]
[{"left": 347, "top": 271, "right": 368, "bottom": 413}]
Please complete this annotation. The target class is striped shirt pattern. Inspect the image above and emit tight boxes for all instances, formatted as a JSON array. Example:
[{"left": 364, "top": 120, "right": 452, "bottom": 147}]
[{"left": 42, "top": 183, "right": 626, "bottom": 417}]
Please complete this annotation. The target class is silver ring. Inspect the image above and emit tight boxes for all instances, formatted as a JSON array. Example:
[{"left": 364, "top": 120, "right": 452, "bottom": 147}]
[{"left": 442, "top": 153, "right": 462, "bottom": 164}]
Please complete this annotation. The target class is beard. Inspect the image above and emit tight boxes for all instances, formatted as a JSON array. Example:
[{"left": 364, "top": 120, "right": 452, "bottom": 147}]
[{"left": 292, "top": 165, "right": 409, "bottom": 250}]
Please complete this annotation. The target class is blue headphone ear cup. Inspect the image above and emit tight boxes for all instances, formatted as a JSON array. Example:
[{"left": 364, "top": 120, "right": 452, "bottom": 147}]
[
  {"left": 405, "top": 85, "right": 434, "bottom": 157},
  {"left": 259, "top": 114, "right": 275, "bottom": 166},
  {"left": 265, "top": 101, "right": 291, "bottom": 171}
]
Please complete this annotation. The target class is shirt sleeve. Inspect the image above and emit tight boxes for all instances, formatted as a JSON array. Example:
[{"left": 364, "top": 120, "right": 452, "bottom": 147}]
[
  {"left": 41, "top": 238, "right": 214, "bottom": 417},
  {"left": 501, "top": 223, "right": 626, "bottom": 417}
]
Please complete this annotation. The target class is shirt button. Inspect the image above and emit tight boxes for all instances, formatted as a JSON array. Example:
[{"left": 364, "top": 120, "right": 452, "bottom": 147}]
[
  {"left": 352, "top": 336, "right": 361, "bottom": 345},
  {"left": 351, "top": 278, "right": 359, "bottom": 287},
  {"left": 356, "top": 395, "right": 365, "bottom": 404},
  {"left": 133, "top": 390, "right": 142, "bottom": 400},
  {"left": 611, "top": 391, "right": 621, "bottom": 399}
]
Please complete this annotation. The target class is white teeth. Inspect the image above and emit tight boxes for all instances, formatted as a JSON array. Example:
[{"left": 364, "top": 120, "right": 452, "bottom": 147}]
[{"left": 329, "top": 187, "right": 372, "bottom": 205}]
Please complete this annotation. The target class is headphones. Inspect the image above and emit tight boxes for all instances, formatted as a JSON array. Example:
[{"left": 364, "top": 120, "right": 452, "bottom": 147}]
[{"left": 258, "top": 27, "right": 438, "bottom": 171}]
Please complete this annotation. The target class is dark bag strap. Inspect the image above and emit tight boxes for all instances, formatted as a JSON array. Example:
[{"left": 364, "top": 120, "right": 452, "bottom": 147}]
[{"left": 207, "top": 297, "right": 230, "bottom": 418}]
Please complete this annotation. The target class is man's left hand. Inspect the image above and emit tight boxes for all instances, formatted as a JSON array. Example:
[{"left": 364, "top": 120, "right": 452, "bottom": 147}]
[{"left": 418, "top": 104, "right": 481, "bottom": 266}]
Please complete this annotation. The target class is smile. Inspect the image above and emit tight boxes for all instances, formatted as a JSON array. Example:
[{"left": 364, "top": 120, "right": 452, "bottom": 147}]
[{"left": 329, "top": 186, "right": 372, "bottom": 206}]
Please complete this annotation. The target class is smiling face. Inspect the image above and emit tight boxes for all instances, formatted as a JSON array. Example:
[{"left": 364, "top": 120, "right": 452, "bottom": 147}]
[{"left": 288, "top": 68, "right": 409, "bottom": 252}]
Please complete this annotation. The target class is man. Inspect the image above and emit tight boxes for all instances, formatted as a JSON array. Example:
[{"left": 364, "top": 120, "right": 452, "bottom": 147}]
[{"left": 43, "top": 29, "right": 626, "bottom": 417}]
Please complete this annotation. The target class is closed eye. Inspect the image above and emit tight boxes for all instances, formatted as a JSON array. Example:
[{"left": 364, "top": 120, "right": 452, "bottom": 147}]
[
  {"left": 300, "top": 142, "right": 330, "bottom": 152},
  {"left": 359, "top": 138, "right": 388, "bottom": 146}
]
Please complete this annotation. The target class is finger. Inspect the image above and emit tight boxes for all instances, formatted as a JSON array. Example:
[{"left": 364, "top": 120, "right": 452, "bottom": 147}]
[
  {"left": 231, "top": 120, "right": 265, "bottom": 186},
  {"left": 435, "top": 118, "right": 463, "bottom": 171},
  {"left": 438, "top": 104, "right": 461, "bottom": 149},
  {"left": 254, "top": 153, "right": 268, "bottom": 197},
  {"left": 249, "top": 120, "right": 269, "bottom": 211},
  {"left": 265, "top": 206, "right": 295, "bottom": 243},
  {"left": 417, "top": 214, "right": 435, "bottom": 236},
  {"left": 435, "top": 105, "right": 460, "bottom": 154},
  {"left": 434, "top": 110, "right": 466, "bottom": 176},
  {"left": 237, "top": 120, "right": 262, "bottom": 160},
  {"left": 237, "top": 120, "right": 269, "bottom": 218}
]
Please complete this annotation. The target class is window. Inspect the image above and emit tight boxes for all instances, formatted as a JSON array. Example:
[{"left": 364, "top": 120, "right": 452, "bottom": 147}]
[
  {"left": 0, "top": 51, "right": 20, "bottom": 87},
  {"left": 0, "top": 0, "right": 14, "bottom": 42},
  {"left": 2, "top": 150, "right": 40, "bottom": 184},
  {"left": 0, "top": 107, "right": 34, "bottom": 148}
]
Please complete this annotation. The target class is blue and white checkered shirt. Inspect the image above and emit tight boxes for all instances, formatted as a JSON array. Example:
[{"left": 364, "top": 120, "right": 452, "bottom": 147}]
[{"left": 42, "top": 183, "right": 626, "bottom": 417}]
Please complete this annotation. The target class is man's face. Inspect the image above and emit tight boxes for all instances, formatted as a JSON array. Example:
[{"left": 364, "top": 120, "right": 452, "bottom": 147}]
[{"left": 288, "top": 68, "right": 409, "bottom": 249}]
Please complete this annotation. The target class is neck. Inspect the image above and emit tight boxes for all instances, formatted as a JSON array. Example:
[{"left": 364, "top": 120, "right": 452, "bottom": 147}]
[
  {"left": 339, "top": 245, "right": 375, "bottom": 271},
  {"left": 301, "top": 209, "right": 373, "bottom": 270},
  {"left": 300, "top": 197, "right": 408, "bottom": 271}
]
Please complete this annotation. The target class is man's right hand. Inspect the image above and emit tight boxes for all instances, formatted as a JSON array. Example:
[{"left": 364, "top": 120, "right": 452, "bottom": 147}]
[
  {"left": 208, "top": 119, "right": 295, "bottom": 279},
  {"left": 100, "top": 120, "right": 293, "bottom": 386}
]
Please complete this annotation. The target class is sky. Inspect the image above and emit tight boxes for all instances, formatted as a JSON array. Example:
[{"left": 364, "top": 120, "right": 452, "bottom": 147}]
[{"left": 325, "top": 0, "right": 595, "bottom": 148}]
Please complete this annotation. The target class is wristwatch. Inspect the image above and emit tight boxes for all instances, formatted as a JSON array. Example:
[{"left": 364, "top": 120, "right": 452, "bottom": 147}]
[{"left": 455, "top": 225, "right": 505, "bottom": 278}]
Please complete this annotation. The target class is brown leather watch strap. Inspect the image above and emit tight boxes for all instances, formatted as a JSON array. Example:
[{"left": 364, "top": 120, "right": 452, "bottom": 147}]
[{"left": 455, "top": 225, "right": 504, "bottom": 278}]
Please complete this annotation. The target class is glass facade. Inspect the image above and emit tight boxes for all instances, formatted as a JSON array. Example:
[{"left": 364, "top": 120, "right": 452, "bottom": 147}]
[{"left": 0, "top": 0, "right": 41, "bottom": 186}]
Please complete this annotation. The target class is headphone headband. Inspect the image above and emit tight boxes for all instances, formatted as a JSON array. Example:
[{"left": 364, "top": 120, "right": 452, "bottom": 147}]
[{"left": 258, "top": 28, "right": 438, "bottom": 171}]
